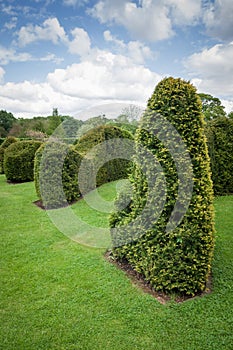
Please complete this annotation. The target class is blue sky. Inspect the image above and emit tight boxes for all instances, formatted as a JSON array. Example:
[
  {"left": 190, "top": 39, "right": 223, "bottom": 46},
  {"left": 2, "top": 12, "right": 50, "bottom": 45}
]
[{"left": 0, "top": 0, "right": 232, "bottom": 119}]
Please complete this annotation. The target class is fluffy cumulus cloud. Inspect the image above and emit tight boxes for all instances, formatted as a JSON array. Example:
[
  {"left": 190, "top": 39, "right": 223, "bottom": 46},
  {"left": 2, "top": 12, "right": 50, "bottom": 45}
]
[
  {"left": 89, "top": 0, "right": 202, "bottom": 42},
  {"left": 0, "top": 49, "right": 161, "bottom": 118},
  {"left": 17, "top": 17, "right": 68, "bottom": 47},
  {"left": 68, "top": 28, "right": 91, "bottom": 56},
  {"left": 203, "top": 0, "right": 233, "bottom": 41},
  {"left": 47, "top": 49, "right": 160, "bottom": 101},
  {"left": 185, "top": 42, "right": 233, "bottom": 98}
]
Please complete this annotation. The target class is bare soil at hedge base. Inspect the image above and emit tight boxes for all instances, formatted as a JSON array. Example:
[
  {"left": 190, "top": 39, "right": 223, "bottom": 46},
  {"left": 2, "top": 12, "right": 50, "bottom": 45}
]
[{"left": 105, "top": 251, "right": 212, "bottom": 304}]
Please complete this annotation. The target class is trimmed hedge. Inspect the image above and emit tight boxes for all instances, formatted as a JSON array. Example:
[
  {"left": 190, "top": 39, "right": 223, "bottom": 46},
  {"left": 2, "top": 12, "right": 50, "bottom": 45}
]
[
  {"left": 34, "top": 142, "right": 82, "bottom": 209},
  {"left": 75, "top": 125, "right": 133, "bottom": 193},
  {"left": 110, "top": 77, "right": 215, "bottom": 296},
  {"left": 4, "top": 140, "right": 42, "bottom": 182},
  {"left": 0, "top": 136, "right": 18, "bottom": 174},
  {"left": 205, "top": 116, "right": 233, "bottom": 195}
]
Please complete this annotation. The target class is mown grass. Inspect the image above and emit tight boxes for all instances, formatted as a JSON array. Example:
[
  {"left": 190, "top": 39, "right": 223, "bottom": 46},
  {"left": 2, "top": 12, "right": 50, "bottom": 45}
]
[{"left": 0, "top": 174, "right": 232, "bottom": 349}]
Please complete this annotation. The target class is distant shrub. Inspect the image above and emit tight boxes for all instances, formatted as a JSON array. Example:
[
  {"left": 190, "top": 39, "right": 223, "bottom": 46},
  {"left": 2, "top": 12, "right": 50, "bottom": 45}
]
[
  {"left": 34, "top": 142, "right": 82, "bottom": 209},
  {"left": 205, "top": 116, "right": 233, "bottom": 195},
  {"left": 4, "top": 140, "right": 42, "bottom": 182},
  {"left": 75, "top": 125, "right": 133, "bottom": 193},
  {"left": 0, "top": 136, "right": 18, "bottom": 174}
]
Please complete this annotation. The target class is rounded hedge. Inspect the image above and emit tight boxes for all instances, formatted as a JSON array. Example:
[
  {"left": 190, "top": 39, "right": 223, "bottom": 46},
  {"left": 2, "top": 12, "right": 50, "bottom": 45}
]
[
  {"left": 0, "top": 136, "right": 18, "bottom": 174},
  {"left": 75, "top": 125, "right": 133, "bottom": 193},
  {"left": 110, "top": 77, "right": 215, "bottom": 296},
  {"left": 4, "top": 140, "right": 42, "bottom": 182},
  {"left": 34, "top": 141, "right": 82, "bottom": 209},
  {"left": 205, "top": 116, "right": 233, "bottom": 195}
]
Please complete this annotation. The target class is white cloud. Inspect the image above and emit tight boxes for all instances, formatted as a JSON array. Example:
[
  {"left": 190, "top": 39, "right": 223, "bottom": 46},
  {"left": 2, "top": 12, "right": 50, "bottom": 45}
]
[
  {"left": 0, "top": 46, "right": 32, "bottom": 65},
  {"left": 0, "top": 45, "right": 63, "bottom": 65},
  {"left": 0, "top": 49, "right": 161, "bottom": 118},
  {"left": 203, "top": 0, "right": 233, "bottom": 41},
  {"left": 89, "top": 0, "right": 174, "bottom": 41},
  {"left": 221, "top": 99, "right": 233, "bottom": 114},
  {"left": 167, "top": 0, "right": 202, "bottom": 25},
  {"left": 4, "top": 16, "right": 17, "bottom": 30},
  {"left": 185, "top": 42, "right": 233, "bottom": 97},
  {"left": 0, "top": 4, "right": 17, "bottom": 16},
  {"left": 104, "top": 30, "right": 152, "bottom": 63},
  {"left": 17, "top": 17, "right": 68, "bottom": 47},
  {"left": 89, "top": 0, "right": 202, "bottom": 42},
  {"left": 63, "top": 0, "right": 89, "bottom": 5},
  {"left": 68, "top": 28, "right": 91, "bottom": 56},
  {"left": 47, "top": 49, "right": 160, "bottom": 100},
  {"left": 0, "top": 67, "right": 5, "bottom": 83}
]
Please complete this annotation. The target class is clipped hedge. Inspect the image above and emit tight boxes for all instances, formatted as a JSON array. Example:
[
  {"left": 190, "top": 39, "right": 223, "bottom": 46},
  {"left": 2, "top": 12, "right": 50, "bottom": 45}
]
[
  {"left": 0, "top": 136, "right": 18, "bottom": 174},
  {"left": 75, "top": 125, "right": 133, "bottom": 193},
  {"left": 205, "top": 116, "right": 233, "bottom": 195},
  {"left": 34, "top": 141, "right": 82, "bottom": 209},
  {"left": 110, "top": 77, "right": 215, "bottom": 296},
  {"left": 4, "top": 140, "right": 42, "bottom": 182}
]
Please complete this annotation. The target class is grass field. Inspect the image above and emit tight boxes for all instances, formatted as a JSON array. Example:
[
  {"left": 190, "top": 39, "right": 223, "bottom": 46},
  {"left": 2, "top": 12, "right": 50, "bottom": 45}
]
[{"left": 0, "top": 174, "right": 232, "bottom": 349}]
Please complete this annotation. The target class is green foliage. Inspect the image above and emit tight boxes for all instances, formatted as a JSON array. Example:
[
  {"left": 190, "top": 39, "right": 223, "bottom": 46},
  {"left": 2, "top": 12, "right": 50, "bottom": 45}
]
[
  {"left": 75, "top": 125, "right": 133, "bottom": 193},
  {"left": 0, "top": 110, "right": 16, "bottom": 133},
  {"left": 110, "top": 77, "right": 215, "bottom": 296},
  {"left": 205, "top": 116, "right": 233, "bottom": 195},
  {"left": 0, "top": 136, "right": 18, "bottom": 174},
  {"left": 4, "top": 140, "right": 42, "bottom": 182},
  {"left": 34, "top": 142, "right": 82, "bottom": 209},
  {"left": 198, "top": 93, "right": 226, "bottom": 121}
]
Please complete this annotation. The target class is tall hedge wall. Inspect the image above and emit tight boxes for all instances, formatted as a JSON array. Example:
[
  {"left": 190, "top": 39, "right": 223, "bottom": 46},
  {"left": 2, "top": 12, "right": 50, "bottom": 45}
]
[
  {"left": 0, "top": 136, "right": 18, "bottom": 174},
  {"left": 34, "top": 142, "right": 82, "bottom": 209},
  {"left": 75, "top": 125, "right": 133, "bottom": 193},
  {"left": 4, "top": 140, "right": 42, "bottom": 182},
  {"left": 205, "top": 116, "right": 233, "bottom": 195},
  {"left": 110, "top": 77, "right": 215, "bottom": 296}
]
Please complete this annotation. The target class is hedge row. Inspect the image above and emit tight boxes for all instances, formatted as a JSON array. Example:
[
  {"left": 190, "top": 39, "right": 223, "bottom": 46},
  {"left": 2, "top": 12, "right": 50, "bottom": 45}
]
[
  {"left": 34, "top": 142, "right": 83, "bottom": 209},
  {"left": 74, "top": 125, "right": 133, "bottom": 193},
  {"left": 0, "top": 136, "right": 18, "bottom": 174},
  {"left": 205, "top": 117, "right": 233, "bottom": 195},
  {"left": 110, "top": 77, "right": 215, "bottom": 296},
  {"left": 4, "top": 140, "right": 42, "bottom": 182}
]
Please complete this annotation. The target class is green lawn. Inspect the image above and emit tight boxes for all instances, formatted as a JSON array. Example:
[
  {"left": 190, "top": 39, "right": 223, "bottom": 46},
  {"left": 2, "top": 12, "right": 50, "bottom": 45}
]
[{"left": 0, "top": 174, "right": 232, "bottom": 349}]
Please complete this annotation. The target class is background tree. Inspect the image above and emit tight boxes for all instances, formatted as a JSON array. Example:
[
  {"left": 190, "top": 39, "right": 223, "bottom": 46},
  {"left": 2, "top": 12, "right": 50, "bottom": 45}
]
[
  {"left": 0, "top": 110, "right": 16, "bottom": 134},
  {"left": 198, "top": 93, "right": 226, "bottom": 121}
]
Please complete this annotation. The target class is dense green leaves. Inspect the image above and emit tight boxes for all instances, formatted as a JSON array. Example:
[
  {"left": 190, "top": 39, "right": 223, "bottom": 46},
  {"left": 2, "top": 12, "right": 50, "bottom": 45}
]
[
  {"left": 34, "top": 142, "right": 82, "bottom": 209},
  {"left": 75, "top": 125, "right": 134, "bottom": 193},
  {"left": 4, "top": 140, "right": 42, "bottom": 182},
  {"left": 110, "top": 77, "right": 215, "bottom": 296},
  {"left": 0, "top": 136, "right": 18, "bottom": 174},
  {"left": 205, "top": 116, "right": 233, "bottom": 195},
  {"left": 199, "top": 93, "right": 226, "bottom": 121}
]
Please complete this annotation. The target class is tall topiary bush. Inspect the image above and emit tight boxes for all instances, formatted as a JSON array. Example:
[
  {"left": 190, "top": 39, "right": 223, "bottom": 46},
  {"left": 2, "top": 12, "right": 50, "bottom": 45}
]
[
  {"left": 0, "top": 136, "right": 18, "bottom": 174},
  {"left": 75, "top": 125, "right": 133, "bottom": 193},
  {"left": 110, "top": 77, "right": 215, "bottom": 296},
  {"left": 34, "top": 142, "right": 82, "bottom": 209},
  {"left": 4, "top": 140, "right": 42, "bottom": 182},
  {"left": 205, "top": 116, "right": 233, "bottom": 195}
]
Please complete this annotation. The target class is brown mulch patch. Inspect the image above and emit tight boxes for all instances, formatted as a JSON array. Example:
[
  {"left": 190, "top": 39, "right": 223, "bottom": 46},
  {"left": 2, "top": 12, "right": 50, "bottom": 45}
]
[{"left": 105, "top": 251, "right": 212, "bottom": 304}]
